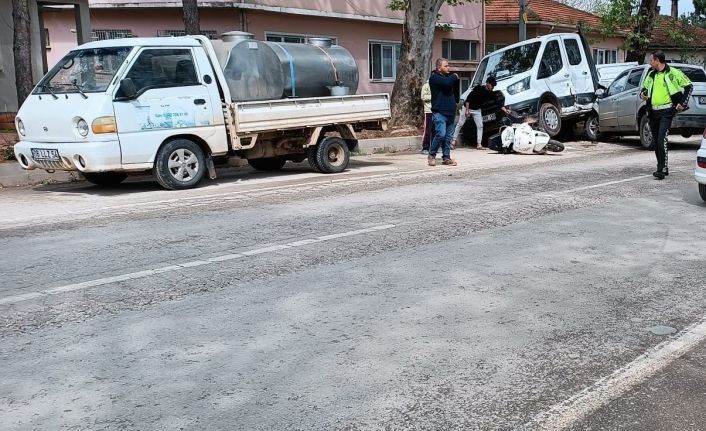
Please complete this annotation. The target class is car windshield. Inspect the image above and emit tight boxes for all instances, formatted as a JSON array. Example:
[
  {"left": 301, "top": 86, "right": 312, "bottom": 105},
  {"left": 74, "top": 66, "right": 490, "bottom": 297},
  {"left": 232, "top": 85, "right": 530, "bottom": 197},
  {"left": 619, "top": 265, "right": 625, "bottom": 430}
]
[
  {"left": 472, "top": 42, "right": 541, "bottom": 86},
  {"left": 34, "top": 47, "right": 132, "bottom": 95}
]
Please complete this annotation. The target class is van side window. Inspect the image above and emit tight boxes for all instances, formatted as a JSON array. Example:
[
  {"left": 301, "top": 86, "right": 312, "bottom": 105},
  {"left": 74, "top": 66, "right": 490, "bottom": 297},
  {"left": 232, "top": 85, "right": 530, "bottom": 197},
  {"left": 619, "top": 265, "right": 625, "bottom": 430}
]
[
  {"left": 121, "top": 49, "right": 198, "bottom": 95},
  {"left": 538, "top": 40, "right": 563, "bottom": 79},
  {"left": 563, "top": 39, "right": 582, "bottom": 66}
]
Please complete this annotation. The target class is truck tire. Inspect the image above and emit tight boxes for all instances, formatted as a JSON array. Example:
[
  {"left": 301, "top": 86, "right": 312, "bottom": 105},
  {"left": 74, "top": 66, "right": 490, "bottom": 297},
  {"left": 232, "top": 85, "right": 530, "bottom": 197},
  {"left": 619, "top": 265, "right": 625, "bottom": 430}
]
[
  {"left": 153, "top": 138, "right": 206, "bottom": 190},
  {"left": 639, "top": 115, "right": 655, "bottom": 150},
  {"left": 307, "top": 144, "right": 323, "bottom": 173},
  {"left": 538, "top": 102, "right": 561, "bottom": 137},
  {"left": 584, "top": 112, "right": 601, "bottom": 141},
  {"left": 248, "top": 157, "right": 286, "bottom": 171},
  {"left": 82, "top": 172, "right": 128, "bottom": 187},
  {"left": 315, "top": 136, "right": 349, "bottom": 173}
]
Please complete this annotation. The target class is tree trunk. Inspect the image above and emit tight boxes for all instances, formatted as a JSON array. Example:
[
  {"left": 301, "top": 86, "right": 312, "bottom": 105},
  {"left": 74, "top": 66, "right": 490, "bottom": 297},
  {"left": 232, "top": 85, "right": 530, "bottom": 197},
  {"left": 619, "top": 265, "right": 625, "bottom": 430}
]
[
  {"left": 12, "top": 0, "right": 33, "bottom": 108},
  {"left": 182, "top": 0, "right": 201, "bottom": 35},
  {"left": 625, "top": 0, "right": 658, "bottom": 63},
  {"left": 389, "top": 0, "right": 445, "bottom": 128}
]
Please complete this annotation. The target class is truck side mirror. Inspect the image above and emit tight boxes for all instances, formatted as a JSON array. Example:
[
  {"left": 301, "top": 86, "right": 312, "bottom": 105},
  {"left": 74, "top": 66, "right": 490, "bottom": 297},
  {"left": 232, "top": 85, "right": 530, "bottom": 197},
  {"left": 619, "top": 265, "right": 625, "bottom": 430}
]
[
  {"left": 116, "top": 78, "right": 137, "bottom": 100},
  {"left": 595, "top": 88, "right": 606, "bottom": 98}
]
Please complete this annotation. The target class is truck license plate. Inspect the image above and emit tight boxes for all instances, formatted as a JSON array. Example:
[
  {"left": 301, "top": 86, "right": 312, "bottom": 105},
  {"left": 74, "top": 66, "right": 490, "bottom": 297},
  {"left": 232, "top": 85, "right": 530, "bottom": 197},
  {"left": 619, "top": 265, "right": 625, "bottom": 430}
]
[
  {"left": 699, "top": 96, "right": 706, "bottom": 104},
  {"left": 482, "top": 113, "right": 496, "bottom": 122},
  {"left": 31, "top": 148, "right": 60, "bottom": 161}
]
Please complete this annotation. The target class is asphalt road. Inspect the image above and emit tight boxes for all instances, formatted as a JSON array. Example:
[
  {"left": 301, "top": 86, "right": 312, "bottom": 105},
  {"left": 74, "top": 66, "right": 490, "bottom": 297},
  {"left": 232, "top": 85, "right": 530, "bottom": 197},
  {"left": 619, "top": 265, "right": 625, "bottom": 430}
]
[{"left": 1, "top": 139, "right": 705, "bottom": 430}]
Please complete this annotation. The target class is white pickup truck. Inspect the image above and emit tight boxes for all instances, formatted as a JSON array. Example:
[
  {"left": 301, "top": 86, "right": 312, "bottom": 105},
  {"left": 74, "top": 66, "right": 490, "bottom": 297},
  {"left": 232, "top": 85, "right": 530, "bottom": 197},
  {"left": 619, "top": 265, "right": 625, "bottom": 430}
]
[{"left": 13, "top": 33, "right": 390, "bottom": 189}]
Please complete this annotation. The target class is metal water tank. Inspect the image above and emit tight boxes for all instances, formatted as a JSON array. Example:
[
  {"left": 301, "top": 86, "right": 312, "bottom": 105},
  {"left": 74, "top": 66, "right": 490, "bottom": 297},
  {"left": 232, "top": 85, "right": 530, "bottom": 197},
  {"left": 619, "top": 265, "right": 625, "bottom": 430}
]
[{"left": 211, "top": 32, "right": 359, "bottom": 102}]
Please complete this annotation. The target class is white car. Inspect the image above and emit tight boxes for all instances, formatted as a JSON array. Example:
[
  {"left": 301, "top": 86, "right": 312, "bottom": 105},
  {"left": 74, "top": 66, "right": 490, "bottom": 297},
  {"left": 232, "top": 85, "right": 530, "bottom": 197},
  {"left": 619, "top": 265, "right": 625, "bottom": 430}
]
[{"left": 696, "top": 128, "right": 706, "bottom": 202}]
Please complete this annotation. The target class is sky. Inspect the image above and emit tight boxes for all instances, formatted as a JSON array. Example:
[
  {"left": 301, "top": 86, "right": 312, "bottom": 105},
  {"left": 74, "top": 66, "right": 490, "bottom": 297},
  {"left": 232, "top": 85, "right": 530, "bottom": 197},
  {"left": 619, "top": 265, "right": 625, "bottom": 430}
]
[{"left": 659, "top": 0, "right": 695, "bottom": 16}]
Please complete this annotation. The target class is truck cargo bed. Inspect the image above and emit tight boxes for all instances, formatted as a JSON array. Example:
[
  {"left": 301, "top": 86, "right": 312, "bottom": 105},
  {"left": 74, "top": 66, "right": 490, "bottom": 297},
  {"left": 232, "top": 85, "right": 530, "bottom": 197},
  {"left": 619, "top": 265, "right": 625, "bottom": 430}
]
[{"left": 231, "top": 93, "right": 391, "bottom": 134}]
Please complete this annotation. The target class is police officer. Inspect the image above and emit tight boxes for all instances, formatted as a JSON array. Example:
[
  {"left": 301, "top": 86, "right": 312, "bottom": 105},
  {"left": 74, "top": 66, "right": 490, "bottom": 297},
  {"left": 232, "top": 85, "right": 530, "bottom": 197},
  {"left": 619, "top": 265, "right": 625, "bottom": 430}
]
[{"left": 640, "top": 50, "right": 692, "bottom": 180}]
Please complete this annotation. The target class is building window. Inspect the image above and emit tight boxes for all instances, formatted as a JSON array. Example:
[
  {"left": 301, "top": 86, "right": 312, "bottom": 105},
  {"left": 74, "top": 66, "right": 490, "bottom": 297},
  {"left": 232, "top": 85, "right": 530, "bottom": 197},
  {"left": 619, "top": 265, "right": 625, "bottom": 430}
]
[
  {"left": 369, "top": 41, "right": 400, "bottom": 81},
  {"left": 485, "top": 43, "right": 508, "bottom": 54},
  {"left": 158, "top": 30, "right": 218, "bottom": 39},
  {"left": 43, "top": 28, "right": 50, "bottom": 48},
  {"left": 265, "top": 32, "right": 337, "bottom": 45},
  {"left": 460, "top": 77, "right": 471, "bottom": 94},
  {"left": 442, "top": 39, "right": 479, "bottom": 61},
  {"left": 593, "top": 49, "right": 618, "bottom": 64},
  {"left": 92, "top": 29, "right": 134, "bottom": 41}
]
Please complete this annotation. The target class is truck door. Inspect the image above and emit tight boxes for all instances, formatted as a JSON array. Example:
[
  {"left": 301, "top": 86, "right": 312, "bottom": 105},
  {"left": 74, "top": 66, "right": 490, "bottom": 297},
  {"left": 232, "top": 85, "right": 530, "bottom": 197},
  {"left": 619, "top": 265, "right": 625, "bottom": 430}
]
[
  {"left": 113, "top": 47, "right": 217, "bottom": 165},
  {"left": 536, "top": 38, "right": 571, "bottom": 108},
  {"left": 562, "top": 36, "right": 593, "bottom": 103}
]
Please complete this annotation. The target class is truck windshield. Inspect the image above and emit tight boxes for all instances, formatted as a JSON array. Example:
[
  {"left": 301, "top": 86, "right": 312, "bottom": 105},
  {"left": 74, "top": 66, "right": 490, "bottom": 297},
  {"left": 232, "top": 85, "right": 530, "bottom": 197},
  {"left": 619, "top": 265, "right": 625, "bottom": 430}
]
[
  {"left": 472, "top": 42, "right": 541, "bottom": 86},
  {"left": 34, "top": 47, "right": 132, "bottom": 95}
]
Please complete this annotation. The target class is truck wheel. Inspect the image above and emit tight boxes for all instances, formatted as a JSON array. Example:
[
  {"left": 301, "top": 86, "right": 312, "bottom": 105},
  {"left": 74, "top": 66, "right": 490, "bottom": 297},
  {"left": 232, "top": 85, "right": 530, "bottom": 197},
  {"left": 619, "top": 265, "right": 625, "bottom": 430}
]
[
  {"left": 584, "top": 113, "right": 601, "bottom": 141},
  {"left": 82, "top": 172, "right": 128, "bottom": 187},
  {"left": 538, "top": 102, "right": 561, "bottom": 137},
  {"left": 700, "top": 184, "right": 706, "bottom": 202},
  {"left": 639, "top": 116, "right": 655, "bottom": 150},
  {"left": 315, "top": 136, "right": 349, "bottom": 173},
  {"left": 154, "top": 138, "right": 206, "bottom": 190},
  {"left": 248, "top": 157, "right": 286, "bottom": 171},
  {"left": 307, "top": 144, "right": 322, "bottom": 173}
]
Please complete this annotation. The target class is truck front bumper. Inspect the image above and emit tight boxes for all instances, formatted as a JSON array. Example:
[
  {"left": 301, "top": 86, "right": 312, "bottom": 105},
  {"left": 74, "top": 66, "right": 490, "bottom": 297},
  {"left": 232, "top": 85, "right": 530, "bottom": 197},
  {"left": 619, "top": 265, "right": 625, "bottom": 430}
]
[{"left": 14, "top": 140, "right": 123, "bottom": 172}]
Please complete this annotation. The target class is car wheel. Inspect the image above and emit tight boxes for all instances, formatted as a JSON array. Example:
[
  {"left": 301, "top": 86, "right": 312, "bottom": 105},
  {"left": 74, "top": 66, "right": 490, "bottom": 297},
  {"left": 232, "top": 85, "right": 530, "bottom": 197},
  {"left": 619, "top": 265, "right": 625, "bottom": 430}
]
[
  {"left": 82, "top": 172, "right": 128, "bottom": 187},
  {"left": 639, "top": 115, "right": 655, "bottom": 150},
  {"left": 315, "top": 136, "right": 350, "bottom": 173},
  {"left": 538, "top": 102, "right": 562, "bottom": 137},
  {"left": 153, "top": 138, "right": 206, "bottom": 190},
  {"left": 248, "top": 157, "right": 287, "bottom": 171},
  {"left": 700, "top": 183, "right": 706, "bottom": 202},
  {"left": 584, "top": 113, "right": 601, "bottom": 141}
]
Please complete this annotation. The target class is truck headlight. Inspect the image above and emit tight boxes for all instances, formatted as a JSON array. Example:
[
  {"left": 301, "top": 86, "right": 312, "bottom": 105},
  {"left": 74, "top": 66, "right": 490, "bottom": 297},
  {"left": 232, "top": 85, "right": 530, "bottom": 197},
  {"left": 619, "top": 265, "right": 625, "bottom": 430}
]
[
  {"left": 507, "top": 77, "right": 530, "bottom": 95},
  {"left": 91, "top": 116, "right": 117, "bottom": 134},
  {"left": 16, "top": 117, "right": 25, "bottom": 137},
  {"left": 76, "top": 118, "right": 89, "bottom": 137}
]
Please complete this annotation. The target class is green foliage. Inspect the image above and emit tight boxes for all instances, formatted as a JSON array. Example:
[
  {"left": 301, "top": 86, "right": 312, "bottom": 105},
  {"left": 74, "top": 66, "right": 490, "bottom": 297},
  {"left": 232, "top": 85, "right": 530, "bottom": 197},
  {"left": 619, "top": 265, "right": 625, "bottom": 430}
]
[{"left": 388, "top": 0, "right": 467, "bottom": 11}]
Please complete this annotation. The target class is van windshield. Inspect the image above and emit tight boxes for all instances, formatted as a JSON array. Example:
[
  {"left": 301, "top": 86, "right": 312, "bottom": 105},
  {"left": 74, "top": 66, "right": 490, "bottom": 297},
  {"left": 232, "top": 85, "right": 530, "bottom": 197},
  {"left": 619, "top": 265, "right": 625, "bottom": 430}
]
[
  {"left": 35, "top": 47, "right": 132, "bottom": 95},
  {"left": 472, "top": 42, "right": 541, "bottom": 86}
]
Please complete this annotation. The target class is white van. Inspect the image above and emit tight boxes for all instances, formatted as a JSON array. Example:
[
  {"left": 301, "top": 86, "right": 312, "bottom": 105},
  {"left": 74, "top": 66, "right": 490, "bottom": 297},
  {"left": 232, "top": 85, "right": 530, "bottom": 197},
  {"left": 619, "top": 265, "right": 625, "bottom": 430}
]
[
  {"left": 461, "top": 31, "right": 600, "bottom": 137},
  {"left": 596, "top": 62, "right": 638, "bottom": 87}
]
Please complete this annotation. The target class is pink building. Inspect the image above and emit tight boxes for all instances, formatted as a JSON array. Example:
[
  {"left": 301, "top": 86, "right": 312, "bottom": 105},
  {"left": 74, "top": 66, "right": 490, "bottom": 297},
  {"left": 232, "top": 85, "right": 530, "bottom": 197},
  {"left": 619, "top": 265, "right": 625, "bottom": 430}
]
[{"left": 40, "top": 0, "right": 485, "bottom": 95}]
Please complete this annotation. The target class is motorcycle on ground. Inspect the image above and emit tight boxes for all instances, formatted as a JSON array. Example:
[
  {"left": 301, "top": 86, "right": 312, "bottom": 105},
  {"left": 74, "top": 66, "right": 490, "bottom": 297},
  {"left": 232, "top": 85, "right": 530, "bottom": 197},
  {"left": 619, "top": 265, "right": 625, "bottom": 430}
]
[{"left": 488, "top": 112, "right": 565, "bottom": 155}]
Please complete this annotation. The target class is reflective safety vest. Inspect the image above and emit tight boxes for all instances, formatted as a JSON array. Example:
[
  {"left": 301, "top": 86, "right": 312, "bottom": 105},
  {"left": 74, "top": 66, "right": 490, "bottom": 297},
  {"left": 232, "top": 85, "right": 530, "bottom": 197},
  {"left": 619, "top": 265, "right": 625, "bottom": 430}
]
[{"left": 642, "top": 65, "right": 692, "bottom": 107}]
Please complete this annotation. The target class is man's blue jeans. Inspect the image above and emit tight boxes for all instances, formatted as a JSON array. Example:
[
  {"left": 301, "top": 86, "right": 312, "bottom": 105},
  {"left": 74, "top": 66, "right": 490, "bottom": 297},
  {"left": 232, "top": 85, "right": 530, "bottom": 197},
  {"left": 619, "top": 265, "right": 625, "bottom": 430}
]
[{"left": 430, "top": 112, "right": 455, "bottom": 160}]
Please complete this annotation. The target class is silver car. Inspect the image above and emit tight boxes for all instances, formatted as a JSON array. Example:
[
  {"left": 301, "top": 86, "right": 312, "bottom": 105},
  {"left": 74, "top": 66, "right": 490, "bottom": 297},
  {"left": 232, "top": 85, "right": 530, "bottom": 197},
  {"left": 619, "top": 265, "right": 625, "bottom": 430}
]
[{"left": 586, "top": 63, "right": 706, "bottom": 149}]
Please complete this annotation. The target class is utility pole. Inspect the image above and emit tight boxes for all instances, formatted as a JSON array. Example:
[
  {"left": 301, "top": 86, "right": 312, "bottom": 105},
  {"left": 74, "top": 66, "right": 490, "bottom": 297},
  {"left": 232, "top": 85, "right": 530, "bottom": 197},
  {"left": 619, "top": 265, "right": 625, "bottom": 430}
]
[{"left": 518, "top": 0, "right": 527, "bottom": 41}]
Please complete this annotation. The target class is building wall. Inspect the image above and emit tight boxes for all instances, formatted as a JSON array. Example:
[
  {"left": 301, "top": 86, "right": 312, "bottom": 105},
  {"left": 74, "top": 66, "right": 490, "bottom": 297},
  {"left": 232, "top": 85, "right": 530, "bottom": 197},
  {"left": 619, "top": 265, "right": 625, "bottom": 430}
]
[
  {"left": 42, "top": 2, "right": 483, "bottom": 96},
  {"left": 0, "top": 1, "right": 16, "bottom": 112}
]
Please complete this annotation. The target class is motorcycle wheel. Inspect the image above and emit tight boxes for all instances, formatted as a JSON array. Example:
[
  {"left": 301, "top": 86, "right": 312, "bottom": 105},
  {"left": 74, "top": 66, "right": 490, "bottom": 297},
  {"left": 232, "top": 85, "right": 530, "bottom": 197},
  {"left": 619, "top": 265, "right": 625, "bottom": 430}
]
[{"left": 545, "top": 139, "right": 565, "bottom": 153}]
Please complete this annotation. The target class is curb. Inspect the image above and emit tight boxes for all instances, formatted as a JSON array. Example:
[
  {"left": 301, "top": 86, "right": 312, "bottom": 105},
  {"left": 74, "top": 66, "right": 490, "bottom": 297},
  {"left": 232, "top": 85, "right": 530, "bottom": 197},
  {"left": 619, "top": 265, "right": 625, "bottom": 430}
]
[{"left": 0, "top": 136, "right": 423, "bottom": 188}]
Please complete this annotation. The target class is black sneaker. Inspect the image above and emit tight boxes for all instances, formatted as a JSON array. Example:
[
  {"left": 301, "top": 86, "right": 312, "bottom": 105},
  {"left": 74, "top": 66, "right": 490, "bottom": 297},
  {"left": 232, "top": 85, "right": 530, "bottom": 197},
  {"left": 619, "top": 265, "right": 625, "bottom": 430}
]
[
  {"left": 664, "top": 168, "right": 669, "bottom": 176},
  {"left": 653, "top": 171, "right": 665, "bottom": 180}
]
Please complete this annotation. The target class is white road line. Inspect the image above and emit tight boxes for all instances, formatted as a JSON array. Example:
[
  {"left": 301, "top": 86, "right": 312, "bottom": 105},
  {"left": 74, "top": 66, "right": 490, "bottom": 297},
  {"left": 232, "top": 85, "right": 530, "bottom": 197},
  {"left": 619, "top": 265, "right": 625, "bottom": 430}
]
[
  {"left": 0, "top": 224, "right": 396, "bottom": 306},
  {"left": 524, "top": 318, "right": 706, "bottom": 430}
]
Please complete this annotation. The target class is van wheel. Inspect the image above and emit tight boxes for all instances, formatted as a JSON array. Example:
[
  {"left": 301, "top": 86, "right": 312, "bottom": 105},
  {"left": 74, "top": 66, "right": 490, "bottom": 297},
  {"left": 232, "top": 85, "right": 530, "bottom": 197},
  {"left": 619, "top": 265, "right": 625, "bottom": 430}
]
[
  {"left": 639, "top": 116, "right": 655, "bottom": 150},
  {"left": 315, "top": 136, "right": 350, "bottom": 173},
  {"left": 700, "top": 184, "right": 706, "bottom": 202},
  {"left": 82, "top": 172, "right": 128, "bottom": 187},
  {"left": 248, "top": 157, "right": 286, "bottom": 171},
  {"left": 584, "top": 113, "right": 601, "bottom": 141},
  {"left": 538, "top": 103, "right": 561, "bottom": 137},
  {"left": 154, "top": 138, "right": 206, "bottom": 190}
]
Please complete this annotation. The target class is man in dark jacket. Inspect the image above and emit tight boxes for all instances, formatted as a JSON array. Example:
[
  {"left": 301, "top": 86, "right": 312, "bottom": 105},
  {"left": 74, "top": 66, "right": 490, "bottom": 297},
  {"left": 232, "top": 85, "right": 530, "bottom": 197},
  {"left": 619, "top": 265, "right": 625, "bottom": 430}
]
[
  {"left": 428, "top": 58, "right": 459, "bottom": 166},
  {"left": 458, "top": 76, "right": 510, "bottom": 149}
]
